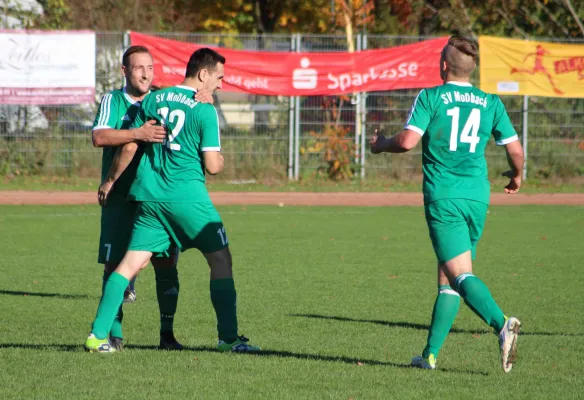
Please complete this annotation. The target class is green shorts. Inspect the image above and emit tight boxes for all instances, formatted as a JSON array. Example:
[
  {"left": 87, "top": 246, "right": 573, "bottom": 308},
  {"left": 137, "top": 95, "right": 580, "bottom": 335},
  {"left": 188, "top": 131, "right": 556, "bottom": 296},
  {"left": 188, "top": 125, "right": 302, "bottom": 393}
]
[
  {"left": 98, "top": 202, "right": 137, "bottom": 264},
  {"left": 424, "top": 198, "right": 488, "bottom": 263},
  {"left": 128, "top": 201, "right": 227, "bottom": 255},
  {"left": 98, "top": 201, "right": 176, "bottom": 264}
]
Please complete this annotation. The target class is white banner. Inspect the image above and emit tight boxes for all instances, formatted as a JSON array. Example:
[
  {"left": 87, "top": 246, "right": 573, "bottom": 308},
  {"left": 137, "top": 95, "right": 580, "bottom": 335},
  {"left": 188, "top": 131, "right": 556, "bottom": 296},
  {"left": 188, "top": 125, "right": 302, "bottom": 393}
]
[{"left": 0, "top": 30, "right": 95, "bottom": 104}]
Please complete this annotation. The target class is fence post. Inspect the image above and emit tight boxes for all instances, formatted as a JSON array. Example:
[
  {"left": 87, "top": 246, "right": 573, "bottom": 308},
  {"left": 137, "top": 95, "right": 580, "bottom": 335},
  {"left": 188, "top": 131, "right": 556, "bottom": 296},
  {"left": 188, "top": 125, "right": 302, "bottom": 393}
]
[
  {"left": 293, "top": 34, "right": 302, "bottom": 180},
  {"left": 288, "top": 34, "right": 296, "bottom": 180},
  {"left": 354, "top": 34, "right": 362, "bottom": 171},
  {"left": 360, "top": 33, "right": 368, "bottom": 180},
  {"left": 122, "top": 31, "right": 130, "bottom": 87},
  {"left": 522, "top": 95, "right": 528, "bottom": 180}
]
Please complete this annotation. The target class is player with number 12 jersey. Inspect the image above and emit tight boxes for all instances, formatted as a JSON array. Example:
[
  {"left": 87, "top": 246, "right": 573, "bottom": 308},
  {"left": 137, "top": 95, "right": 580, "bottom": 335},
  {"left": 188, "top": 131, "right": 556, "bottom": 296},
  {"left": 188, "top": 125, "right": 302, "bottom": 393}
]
[{"left": 129, "top": 86, "right": 221, "bottom": 204}]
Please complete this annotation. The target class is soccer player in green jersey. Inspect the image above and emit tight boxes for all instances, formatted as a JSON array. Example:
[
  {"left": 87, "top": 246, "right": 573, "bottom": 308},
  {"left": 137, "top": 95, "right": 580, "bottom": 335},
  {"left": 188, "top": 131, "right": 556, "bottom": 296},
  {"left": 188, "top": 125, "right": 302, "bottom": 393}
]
[
  {"left": 370, "top": 36, "right": 524, "bottom": 373},
  {"left": 85, "top": 48, "right": 260, "bottom": 353},
  {"left": 91, "top": 45, "right": 212, "bottom": 351}
]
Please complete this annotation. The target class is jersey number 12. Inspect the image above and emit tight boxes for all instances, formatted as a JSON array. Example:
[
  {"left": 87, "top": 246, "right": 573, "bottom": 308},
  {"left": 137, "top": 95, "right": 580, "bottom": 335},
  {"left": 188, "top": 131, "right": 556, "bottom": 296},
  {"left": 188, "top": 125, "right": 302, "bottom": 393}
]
[
  {"left": 446, "top": 107, "right": 480, "bottom": 153},
  {"left": 157, "top": 107, "right": 185, "bottom": 151}
]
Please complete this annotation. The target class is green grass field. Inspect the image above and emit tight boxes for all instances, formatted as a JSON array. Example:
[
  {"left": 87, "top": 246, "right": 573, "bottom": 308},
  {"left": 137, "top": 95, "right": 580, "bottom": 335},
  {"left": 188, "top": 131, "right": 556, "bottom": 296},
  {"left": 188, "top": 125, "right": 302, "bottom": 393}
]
[
  {"left": 1, "top": 175, "right": 583, "bottom": 193},
  {"left": 1, "top": 204, "right": 583, "bottom": 399}
]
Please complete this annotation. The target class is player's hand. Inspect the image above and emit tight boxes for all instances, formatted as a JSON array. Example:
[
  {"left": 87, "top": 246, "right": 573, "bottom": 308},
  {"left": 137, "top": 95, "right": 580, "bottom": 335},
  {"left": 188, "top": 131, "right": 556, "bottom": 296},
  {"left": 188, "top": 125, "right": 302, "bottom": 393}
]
[
  {"left": 98, "top": 180, "right": 115, "bottom": 206},
  {"left": 136, "top": 120, "right": 166, "bottom": 143},
  {"left": 502, "top": 170, "right": 521, "bottom": 194},
  {"left": 370, "top": 129, "right": 385, "bottom": 154},
  {"left": 195, "top": 88, "right": 214, "bottom": 104}
]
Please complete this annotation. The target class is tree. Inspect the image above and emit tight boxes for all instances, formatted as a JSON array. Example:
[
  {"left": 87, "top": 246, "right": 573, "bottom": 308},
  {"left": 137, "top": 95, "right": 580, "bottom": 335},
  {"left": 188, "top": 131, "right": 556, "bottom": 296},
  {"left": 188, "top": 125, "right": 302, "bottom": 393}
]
[
  {"left": 408, "top": 0, "right": 584, "bottom": 39},
  {"left": 27, "top": 0, "right": 584, "bottom": 39},
  {"left": 253, "top": 0, "right": 285, "bottom": 34}
]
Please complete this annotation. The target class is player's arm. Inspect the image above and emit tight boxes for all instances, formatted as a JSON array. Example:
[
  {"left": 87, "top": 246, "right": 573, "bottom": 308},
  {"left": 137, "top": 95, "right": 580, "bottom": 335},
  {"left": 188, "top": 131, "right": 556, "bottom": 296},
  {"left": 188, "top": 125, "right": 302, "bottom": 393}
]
[
  {"left": 92, "top": 122, "right": 165, "bottom": 147},
  {"left": 492, "top": 96, "right": 524, "bottom": 194},
  {"left": 203, "top": 152, "right": 224, "bottom": 175},
  {"left": 502, "top": 141, "right": 524, "bottom": 194},
  {"left": 91, "top": 92, "right": 165, "bottom": 147},
  {"left": 370, "top": 129, "right": 421, "bottom": 153},
  {"left": 194, "top": 88, "right": 214, "bottom": 105},
  {"left": 93, "top": 90, "right": 214, "bottom": 147},
  {"left": 370, "top": 89, "right": 429, "bottom": 154},
  {"left": 200, "top": 104, "right": 224, "bottom": 175},
  {"left": 97, "top": 142, "right": 140, "bottom": 206},
  {"left": 97, "top": 102, "right": 152, "bottom": 206}
]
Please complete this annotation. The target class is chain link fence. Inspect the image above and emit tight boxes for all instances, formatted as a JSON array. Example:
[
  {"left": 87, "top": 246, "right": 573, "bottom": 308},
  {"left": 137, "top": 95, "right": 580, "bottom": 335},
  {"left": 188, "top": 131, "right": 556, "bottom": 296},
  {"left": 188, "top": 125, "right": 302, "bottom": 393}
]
[{"left": 1, "top": 32, "right": 583, "bottom": 181}]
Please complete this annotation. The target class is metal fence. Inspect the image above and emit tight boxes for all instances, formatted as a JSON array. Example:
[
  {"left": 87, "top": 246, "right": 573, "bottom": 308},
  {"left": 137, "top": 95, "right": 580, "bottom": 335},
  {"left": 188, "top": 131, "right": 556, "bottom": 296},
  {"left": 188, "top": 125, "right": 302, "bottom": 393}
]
[{"left": 1, "top": 32, "right": 583, "bottom": 181}]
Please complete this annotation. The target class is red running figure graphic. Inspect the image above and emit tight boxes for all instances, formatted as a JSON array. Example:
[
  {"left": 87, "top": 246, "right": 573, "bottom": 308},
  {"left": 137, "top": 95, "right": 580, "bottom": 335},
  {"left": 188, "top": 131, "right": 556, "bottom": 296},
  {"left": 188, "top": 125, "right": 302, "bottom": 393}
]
[{"left": 510, "top": 44, "right": 563, "bottom": 95}]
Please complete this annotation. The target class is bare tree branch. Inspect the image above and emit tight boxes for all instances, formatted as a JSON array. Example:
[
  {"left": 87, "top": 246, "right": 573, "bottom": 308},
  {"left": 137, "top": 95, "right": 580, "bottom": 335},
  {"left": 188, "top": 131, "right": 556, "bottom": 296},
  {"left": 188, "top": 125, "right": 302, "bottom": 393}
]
[
  {"left": 534, "top": 0, "right": 570, "bottom": 36},
  {"left": 519, "top": 6, "right": 545, "bottom": 30},
  {"left": 254, "top": 0, "right": 266, "bottom": 33},
  {"left": 424, "top": 2, "right": 439, "bottom": 14},
  {"left": 496, "top": 8, "right": 529, "bottom": 38},
  {"left": 455, "top": 0, "right": 476, "bottom": 39},
  {"left": 422, "top": 1, "right": 454, "bottom": 28},
  {"left": 563, "top": 0, "right": 584, "bottom": 36}
]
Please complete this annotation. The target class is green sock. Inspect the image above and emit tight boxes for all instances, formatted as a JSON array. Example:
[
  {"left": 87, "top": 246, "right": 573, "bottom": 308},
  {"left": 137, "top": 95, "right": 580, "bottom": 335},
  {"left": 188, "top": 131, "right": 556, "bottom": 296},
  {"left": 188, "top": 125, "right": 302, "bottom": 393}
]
[
  {"left": 154, "top": 265, "right": 180, "bottom": 333},
  {"left": 102, "top": 270, "right": 124, "bottom": 339},
  {"left": 92, "top": 272, "right": 129, "bottom": 340},
  {"left": 422, "top": 285, "right": 460, "bottom": 359},
  {"left": 210, "top": 278, "right": 238, "bottom": 343},
  {"left": 455, "top": 273, "right": 505, "bottom": 333}
]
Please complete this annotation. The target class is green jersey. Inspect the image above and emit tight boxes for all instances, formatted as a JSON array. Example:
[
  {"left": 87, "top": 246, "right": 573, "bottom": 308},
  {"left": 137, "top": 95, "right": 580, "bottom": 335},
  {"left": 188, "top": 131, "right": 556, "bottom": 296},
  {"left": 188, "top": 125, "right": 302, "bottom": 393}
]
[
  {"left": 405, "top": 82, "right": 518, "bottom": 204},
  {"left": 128, "top": 85, "right": 221, "bottom": 203},
  {"left": 92, "top": 87, "right": 145, "bottom": 205}
]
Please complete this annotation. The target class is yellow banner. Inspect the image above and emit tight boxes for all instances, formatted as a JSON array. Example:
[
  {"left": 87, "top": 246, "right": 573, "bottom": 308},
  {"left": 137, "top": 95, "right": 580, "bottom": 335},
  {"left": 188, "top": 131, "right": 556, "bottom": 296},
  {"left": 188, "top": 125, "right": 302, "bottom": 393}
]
[{"left": 479, "top": 36, "right": 584, "bottom": 98}]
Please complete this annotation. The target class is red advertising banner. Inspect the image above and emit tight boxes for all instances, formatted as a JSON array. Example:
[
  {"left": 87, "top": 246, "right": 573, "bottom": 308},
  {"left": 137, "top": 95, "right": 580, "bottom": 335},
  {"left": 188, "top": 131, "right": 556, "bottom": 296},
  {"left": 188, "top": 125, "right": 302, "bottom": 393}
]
[{"left": 130, "top": 32, "right": 448, "bottom": 96}]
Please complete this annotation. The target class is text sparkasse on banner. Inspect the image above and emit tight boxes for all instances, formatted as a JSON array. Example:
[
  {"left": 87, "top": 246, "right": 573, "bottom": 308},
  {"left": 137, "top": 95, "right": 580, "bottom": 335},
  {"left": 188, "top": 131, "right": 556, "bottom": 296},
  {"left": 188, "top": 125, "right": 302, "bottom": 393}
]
[{"left": 130, "top": 32, "right": 449, "bottom": 96}]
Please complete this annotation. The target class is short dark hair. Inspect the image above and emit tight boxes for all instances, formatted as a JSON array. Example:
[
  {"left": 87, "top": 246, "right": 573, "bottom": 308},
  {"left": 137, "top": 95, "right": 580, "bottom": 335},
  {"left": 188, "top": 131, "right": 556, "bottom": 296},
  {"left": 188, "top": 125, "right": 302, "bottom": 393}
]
[
  {"left": 122, "top": 45, "right": 151, "bottom": 69},
  {"left": 185, "top": 48, "right": 226, "bottom": 78}
]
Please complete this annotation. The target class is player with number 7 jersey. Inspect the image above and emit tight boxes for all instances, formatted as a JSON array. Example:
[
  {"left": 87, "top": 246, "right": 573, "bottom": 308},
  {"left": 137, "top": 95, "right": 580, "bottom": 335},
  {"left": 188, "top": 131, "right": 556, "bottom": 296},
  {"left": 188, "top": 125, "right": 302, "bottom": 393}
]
[{"left": 85, "top": 48, "right": 260, "bottom": 354}]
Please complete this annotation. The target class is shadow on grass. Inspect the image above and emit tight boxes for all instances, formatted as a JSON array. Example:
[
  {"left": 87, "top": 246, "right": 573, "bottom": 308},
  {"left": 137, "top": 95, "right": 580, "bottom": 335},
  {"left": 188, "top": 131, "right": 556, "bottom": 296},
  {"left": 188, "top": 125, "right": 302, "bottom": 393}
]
[
  {"left": 0, "top": 289, "right": 91, "bottom": 300},
  {"left": 0, "top": 343, "right": 81, "bottom": 352},
  {"left": 128, "top": 344, "right": 488, "bottom": 375},
  {"left": 0, "top": 343, "right": 488, "bottom": 375},
  {"left": 290, "top": 313, "right": 584, "bottom": 337}
]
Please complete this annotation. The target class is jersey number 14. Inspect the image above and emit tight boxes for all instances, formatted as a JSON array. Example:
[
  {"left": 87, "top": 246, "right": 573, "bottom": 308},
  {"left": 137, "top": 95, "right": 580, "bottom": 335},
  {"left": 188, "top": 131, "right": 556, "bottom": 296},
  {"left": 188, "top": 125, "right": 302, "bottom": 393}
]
[{"left": 446, "top": 107, "right": 480, "bottom": 153}]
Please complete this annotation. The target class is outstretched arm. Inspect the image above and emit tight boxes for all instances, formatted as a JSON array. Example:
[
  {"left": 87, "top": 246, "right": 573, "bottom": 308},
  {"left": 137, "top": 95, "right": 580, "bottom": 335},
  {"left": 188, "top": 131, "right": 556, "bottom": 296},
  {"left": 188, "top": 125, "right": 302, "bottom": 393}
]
[
  {"left": 370, "top": 129, "right": 422, "bottom": 154},
  {"left": 372, "top": 88, "right": 429, "bottom": 154}
]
